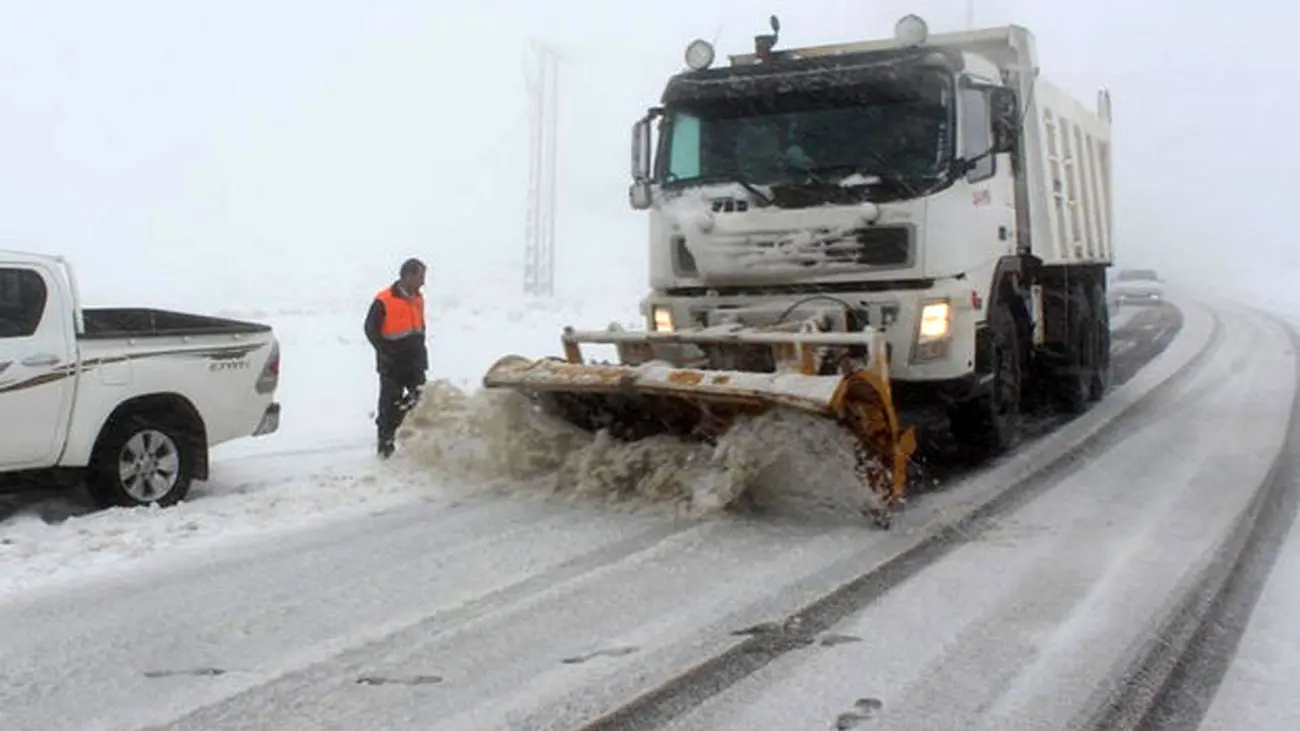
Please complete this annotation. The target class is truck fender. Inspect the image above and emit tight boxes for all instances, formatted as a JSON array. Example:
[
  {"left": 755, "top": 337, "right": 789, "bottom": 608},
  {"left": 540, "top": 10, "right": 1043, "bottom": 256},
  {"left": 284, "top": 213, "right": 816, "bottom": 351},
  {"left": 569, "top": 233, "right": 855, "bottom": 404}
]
[{"left": 984, "top": 255, "right": 1034, "bottom": 368}]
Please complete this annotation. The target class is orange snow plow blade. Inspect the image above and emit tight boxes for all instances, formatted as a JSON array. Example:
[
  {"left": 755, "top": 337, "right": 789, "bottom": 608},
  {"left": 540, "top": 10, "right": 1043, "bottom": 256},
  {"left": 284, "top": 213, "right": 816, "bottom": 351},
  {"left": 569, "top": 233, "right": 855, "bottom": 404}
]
[{"left": 482, "top": 323, "right": 917, "bottom": 523}]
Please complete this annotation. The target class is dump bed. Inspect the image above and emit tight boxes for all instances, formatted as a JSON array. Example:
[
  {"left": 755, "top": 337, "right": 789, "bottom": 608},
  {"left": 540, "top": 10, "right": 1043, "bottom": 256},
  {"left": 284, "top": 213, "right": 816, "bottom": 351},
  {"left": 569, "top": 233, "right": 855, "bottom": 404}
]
[{"left": 1022, "top": 75, "right": 1114, "bottom": 267}]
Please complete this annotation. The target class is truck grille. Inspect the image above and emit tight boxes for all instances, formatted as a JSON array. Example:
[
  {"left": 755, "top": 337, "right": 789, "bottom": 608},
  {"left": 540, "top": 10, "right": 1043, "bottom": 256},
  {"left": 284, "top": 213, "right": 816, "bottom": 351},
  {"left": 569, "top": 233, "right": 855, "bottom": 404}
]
[
  {"left": 672, "top": 226, "right": 911, "bottom": 277},
  {"left": 850, "top": 227, "right": 910, "bottom": 266},
  {"left": 745, "top": 225, "right": 910, "bottom": 268}
]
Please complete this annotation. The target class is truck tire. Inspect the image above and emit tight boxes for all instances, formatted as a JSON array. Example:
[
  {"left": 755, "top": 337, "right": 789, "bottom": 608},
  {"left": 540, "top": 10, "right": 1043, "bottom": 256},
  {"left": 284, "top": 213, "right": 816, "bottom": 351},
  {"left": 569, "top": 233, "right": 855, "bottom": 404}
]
[
  {"left": 949, "top": 301, "right": 1023, "bottom": 459},
  {"left": 86, "top": 414, "right": 196, "bottom": 509},
  {"left": 1089, "top": 281, "right": 1111, "bottom": 401},
  {"left": 1055, "top": 284, "right": 1094, "bottom": 414}
]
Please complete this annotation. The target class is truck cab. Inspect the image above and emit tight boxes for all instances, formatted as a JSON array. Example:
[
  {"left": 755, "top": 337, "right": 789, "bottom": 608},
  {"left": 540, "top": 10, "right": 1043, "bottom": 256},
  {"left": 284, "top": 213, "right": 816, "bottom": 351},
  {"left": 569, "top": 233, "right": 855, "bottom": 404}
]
[{"left": 625, "top": 15, "right": 1114, "bottom": 455}]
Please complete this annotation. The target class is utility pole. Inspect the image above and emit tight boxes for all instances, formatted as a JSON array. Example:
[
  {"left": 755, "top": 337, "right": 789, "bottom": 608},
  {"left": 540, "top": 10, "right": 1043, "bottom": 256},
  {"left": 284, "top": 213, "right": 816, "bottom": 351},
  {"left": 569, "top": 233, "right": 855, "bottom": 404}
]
[
  {"left": 966, "top": 0, "right": 975, "bottom": 29},
  {"left": 523, "top": 40, "right": 559, "bottom": 298}
]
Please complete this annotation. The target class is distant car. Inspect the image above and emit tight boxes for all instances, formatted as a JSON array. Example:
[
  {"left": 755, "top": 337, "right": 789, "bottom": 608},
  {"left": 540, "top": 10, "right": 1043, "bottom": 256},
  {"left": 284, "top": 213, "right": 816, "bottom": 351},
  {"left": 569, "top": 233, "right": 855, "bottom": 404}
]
[{"left": 1111, "top": 268, "right": 1165, "bottom": 306}]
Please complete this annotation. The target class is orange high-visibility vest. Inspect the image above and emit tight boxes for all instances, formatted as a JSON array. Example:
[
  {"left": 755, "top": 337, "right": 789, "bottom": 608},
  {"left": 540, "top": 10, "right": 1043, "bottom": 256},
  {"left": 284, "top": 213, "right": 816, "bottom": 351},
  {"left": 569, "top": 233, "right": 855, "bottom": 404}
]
[{"left": 374, "top": 287, "right": 425, "bottom": 341}]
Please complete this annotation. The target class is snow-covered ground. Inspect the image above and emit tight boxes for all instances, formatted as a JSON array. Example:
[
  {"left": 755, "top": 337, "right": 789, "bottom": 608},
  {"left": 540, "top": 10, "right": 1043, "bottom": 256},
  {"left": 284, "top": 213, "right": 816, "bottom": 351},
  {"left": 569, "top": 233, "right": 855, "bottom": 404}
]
[
  {"left": 662, "top": 298, "right": 1296, "bottom": 731},
  {"left": 1200, "top": 509, "right": 1300, "bottom": 730},
  {"left": 1190, "top": 271, "right": 1300, "bottom": 731},
  {"left": 1, "top": 262, "right": 1297, "bottom": 729},
  {"left": 2, "top": 263, "right": 1294, "bottom": 731}
]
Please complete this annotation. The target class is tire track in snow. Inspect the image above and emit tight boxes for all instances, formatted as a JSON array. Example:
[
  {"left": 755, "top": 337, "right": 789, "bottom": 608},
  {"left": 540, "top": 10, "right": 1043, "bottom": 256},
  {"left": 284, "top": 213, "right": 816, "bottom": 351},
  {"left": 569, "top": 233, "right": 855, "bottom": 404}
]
[
  {"left": 0, "top": 508, "right": 707, "bottom": 731},
  {"left": 1079, "top": 311, "right": 1300, "bottom": 731},
  {"left": 643, "top": 301, "right": 1285, "bottom": 731},
  {"left": 147, "top": 520, "right": 865, "bottom": 731},
  {"left": 573, "top": 301, "right": 1224, "bottom": 731}
]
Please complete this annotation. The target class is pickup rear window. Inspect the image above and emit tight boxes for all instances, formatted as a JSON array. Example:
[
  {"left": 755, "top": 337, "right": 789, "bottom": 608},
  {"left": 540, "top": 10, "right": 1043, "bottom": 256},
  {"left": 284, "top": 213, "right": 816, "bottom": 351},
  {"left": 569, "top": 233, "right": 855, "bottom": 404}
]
[{"left": 0, "top": 267, "right": 47, "bottom": 339}]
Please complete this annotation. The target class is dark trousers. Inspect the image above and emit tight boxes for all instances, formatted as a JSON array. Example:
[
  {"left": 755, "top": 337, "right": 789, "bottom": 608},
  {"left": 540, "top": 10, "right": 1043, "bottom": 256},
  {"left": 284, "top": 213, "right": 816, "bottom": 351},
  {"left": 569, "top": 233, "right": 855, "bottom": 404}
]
[{"left": 376, "top": 371, "right": 424, "bottom": 443}]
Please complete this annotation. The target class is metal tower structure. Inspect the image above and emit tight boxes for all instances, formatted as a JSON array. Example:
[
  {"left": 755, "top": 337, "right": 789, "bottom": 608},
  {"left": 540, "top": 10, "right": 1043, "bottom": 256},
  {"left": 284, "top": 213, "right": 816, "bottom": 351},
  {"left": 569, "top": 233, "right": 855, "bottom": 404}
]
[{"left": 523, "top": 40, "right": 559, "bottom": 297}]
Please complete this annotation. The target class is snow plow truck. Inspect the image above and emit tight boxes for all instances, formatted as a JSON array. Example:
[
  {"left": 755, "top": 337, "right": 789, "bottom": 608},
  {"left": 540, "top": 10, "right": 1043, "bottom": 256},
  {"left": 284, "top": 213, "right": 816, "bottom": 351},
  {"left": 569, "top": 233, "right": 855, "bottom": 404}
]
[{"left": 484, "top": 14, "right": 1114, "bottom": 527}]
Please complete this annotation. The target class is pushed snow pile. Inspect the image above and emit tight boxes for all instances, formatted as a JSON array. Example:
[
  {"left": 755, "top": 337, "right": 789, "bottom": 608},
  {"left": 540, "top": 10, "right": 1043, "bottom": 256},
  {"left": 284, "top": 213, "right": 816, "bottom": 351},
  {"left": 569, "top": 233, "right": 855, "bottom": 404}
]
[{"left": 393, "top": 378, "right": 882, "bottom": 520}]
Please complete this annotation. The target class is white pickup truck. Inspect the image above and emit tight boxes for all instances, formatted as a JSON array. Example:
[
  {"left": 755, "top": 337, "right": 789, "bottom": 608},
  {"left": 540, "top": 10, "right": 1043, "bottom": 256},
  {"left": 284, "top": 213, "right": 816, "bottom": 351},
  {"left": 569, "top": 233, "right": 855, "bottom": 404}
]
[{"left": 0, "top": 250, "right": 281, "bottom": 509}]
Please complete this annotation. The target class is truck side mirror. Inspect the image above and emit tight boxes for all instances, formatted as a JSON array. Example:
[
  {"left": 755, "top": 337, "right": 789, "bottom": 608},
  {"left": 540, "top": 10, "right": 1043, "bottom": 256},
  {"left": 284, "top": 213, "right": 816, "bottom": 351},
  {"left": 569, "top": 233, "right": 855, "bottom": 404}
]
[
  {"left": 990, "top": 87, "right": 1019, "bottom": 154},
  {"left": 630, "top": 107, "right": 663, "bottom": 210},
  {"left": 631, "top": 118, "right": 651, "bottom": 182},
  {"left": 629, "top": 181, "right": 653, "bottom": 210}
]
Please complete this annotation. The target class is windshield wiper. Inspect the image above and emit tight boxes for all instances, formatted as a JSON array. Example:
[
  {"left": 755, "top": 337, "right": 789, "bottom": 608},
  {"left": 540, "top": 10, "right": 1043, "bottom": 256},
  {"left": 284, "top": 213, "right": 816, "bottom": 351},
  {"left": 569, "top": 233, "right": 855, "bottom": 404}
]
[
  {"left": 799, "top": 163, "right": 921, "bottom": 200},
  {"left": 717, "top": 174, "right": 773, "bottom": 207},
  {"left": 668, "top": 172, "right": 774, "bottom": 207}
]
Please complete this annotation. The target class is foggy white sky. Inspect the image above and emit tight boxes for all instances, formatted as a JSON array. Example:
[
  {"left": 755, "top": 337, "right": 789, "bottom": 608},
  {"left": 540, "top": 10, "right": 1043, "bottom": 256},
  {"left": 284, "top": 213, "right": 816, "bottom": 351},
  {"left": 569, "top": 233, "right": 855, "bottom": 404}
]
[{"left": 0, "top": 0, "right": 1293, "bottom": 311}]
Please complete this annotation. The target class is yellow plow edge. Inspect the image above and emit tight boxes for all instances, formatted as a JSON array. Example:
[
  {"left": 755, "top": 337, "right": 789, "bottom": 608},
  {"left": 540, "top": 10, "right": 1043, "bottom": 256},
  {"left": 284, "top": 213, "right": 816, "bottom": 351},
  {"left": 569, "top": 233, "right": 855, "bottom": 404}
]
[{"left": 481, "top": 323, "right": 917, "bottom": 522}]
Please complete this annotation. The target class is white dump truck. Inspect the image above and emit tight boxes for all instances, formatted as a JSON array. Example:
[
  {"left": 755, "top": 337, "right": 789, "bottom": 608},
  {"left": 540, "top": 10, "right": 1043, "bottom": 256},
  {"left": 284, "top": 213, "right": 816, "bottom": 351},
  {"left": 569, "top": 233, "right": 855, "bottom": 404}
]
[{"left": 484, "top": 14, "right": 1114, "bottom": 524}]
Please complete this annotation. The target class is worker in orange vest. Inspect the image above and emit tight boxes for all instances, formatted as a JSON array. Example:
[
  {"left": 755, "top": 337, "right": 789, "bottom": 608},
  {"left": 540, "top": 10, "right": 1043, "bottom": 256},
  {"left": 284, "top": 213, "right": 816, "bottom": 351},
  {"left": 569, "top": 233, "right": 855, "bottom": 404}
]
[{"left": 364, "top": 257, "right": 429, "bottom": 457}]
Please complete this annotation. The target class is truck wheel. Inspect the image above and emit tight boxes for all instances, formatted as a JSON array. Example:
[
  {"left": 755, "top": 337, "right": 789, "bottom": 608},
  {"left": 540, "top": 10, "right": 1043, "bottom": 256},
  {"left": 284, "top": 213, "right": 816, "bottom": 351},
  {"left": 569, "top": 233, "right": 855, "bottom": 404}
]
[
  {"left": 1089, "top": 281, "right": 1111, "bottom": 401},
  {"left": 949, "top": 302, "right": 1023, "bottom": 458},
  {"left": 86, "top": 415, "right": 195, "bottom": 509},
  {"left": 1056, "top": 285, "right": 1094, "bottom": 414}
]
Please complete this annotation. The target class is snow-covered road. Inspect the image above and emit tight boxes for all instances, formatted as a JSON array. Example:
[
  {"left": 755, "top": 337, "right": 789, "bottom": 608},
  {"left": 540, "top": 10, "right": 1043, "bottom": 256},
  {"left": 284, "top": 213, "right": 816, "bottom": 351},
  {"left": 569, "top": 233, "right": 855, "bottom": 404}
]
[
  {"left": 4, "top": 297, "right": 1290, "bottom": 731},
  {"left": 657, "top": 299, "right": 1297, "bottom": 731}
]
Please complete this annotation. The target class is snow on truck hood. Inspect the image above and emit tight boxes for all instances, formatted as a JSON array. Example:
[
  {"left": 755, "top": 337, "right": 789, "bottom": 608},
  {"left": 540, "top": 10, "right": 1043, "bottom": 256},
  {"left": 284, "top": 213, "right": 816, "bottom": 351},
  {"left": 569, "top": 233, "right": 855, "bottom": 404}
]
[{"left": 658, "top": 186, "right": 895, "bottom": 278}]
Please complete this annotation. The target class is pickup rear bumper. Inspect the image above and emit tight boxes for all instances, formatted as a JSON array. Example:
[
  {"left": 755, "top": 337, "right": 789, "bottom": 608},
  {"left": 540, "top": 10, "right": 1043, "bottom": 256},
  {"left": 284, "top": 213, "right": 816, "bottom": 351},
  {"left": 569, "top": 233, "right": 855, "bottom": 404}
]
[{"left": 253, "top": 402, "right": 281, "bottom": 437}]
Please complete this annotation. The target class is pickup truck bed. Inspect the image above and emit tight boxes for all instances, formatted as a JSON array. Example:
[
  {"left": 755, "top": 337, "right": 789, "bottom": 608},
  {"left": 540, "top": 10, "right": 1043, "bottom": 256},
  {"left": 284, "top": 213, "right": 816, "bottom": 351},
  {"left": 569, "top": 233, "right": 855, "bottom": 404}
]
[{"left": 80, "top": 308, "right": 272, "bottom": 339}]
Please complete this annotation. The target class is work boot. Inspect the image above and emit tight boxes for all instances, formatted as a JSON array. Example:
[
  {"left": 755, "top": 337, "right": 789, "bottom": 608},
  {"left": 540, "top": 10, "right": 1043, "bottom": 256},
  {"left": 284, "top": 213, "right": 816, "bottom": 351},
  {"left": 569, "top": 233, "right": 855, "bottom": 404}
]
[
  {"left": 378, "top": 438, "right": 395, "bottom": 459},
  {"left": 398, "top": 387, "right": 423, "bottom": 413}
]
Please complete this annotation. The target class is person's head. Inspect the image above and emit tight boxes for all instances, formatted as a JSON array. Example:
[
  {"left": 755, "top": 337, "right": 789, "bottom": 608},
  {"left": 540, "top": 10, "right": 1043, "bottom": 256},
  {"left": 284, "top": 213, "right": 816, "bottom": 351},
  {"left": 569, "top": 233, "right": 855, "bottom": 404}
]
[{"left": 398, "top": 257, "right": 426, "bottom": 293}]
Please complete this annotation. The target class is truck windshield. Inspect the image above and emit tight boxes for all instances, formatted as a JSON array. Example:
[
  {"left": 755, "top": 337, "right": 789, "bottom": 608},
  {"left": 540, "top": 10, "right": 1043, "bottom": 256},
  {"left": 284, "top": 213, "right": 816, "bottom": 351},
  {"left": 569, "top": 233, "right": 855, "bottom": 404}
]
[{"left": 660, "top": 73, "right": 952, "bottom": 194}]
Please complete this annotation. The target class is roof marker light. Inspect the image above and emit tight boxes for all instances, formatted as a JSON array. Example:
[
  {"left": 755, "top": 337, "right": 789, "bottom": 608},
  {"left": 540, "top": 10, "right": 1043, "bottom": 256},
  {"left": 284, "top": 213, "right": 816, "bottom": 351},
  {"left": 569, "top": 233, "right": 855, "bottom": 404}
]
[
  {"left": 895, "top": 14, "right": 929, "bottom": 47},
  {"left": 685, "top": 39, "right": 715, "bottom": 70}
]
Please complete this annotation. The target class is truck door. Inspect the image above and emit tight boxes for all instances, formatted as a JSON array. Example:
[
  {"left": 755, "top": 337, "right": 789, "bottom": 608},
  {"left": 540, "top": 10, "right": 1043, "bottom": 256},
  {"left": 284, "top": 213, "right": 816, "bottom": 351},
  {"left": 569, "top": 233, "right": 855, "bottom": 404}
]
[{"left": 0, "top": 263, "right": 76, "bottom": 470}]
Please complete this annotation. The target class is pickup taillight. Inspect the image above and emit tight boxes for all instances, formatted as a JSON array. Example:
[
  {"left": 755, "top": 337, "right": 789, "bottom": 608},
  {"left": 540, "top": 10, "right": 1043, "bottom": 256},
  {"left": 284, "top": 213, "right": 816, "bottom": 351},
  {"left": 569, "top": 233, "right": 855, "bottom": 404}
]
[{"left": 256, "top": 342, "right": 280, "bottom": 394}]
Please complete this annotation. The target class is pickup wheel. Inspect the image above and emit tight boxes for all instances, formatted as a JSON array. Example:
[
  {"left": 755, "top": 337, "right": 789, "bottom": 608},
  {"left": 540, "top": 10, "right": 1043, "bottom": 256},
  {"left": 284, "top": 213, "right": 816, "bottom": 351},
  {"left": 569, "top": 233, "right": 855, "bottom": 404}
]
[{"left": 87, "top": 415, "right": 195, "bottom": 509}]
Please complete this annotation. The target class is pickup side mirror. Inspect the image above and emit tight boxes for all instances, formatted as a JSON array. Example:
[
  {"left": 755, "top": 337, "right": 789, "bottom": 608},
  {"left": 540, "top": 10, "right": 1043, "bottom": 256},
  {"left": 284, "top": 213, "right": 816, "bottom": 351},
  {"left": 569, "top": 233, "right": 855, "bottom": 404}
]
[{"left": 990, "top": 87, "right": 1019, "bottom": 155}]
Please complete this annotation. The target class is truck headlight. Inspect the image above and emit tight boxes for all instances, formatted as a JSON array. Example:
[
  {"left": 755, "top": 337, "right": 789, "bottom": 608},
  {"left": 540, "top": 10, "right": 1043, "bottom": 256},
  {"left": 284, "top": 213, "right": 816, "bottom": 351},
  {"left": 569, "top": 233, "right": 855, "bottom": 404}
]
[
  {"left": 913, "top": 299, "right": 952, "bottom": 362},
  {"left": 918, "top": 301, "right": 951, "bottom": 341},
  {"left": 652, "top": 306, "right": 675, "bottom": 332}
]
